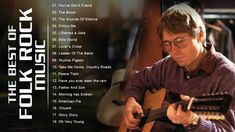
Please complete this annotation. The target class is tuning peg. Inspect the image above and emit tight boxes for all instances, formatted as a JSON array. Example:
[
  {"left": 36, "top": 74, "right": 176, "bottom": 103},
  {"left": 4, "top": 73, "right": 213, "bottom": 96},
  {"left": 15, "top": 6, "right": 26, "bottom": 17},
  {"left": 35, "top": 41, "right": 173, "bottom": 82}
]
[
  {"left": 215, "top": 92, "right": 223, "bottom": 95},
  {"left": 224, "top": 91, "right": 228, "bottom": 94}
]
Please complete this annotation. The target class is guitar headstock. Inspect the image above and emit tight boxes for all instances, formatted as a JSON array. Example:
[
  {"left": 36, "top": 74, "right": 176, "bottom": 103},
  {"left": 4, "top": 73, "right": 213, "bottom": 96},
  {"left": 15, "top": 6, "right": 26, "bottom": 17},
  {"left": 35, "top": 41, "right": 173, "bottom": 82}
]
[{"left": 182, "top": 92, "right": 233, "bottom": 120}]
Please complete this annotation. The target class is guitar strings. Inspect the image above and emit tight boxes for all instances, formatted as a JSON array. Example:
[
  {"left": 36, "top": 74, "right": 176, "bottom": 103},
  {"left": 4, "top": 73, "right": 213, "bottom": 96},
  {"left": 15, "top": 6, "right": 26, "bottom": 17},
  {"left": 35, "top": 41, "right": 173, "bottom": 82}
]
[
  {"left": 145, "top": 101, "right": 186, "bottom": 123},
  {"left": 145, "top": 106, "right": 168, "bottom": 122}
]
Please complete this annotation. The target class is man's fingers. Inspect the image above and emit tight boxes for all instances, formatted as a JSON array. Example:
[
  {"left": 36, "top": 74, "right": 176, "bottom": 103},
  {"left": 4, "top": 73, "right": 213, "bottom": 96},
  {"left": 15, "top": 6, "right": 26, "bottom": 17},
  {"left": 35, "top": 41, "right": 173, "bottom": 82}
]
[
  {"left": 124, "top": 118, "right": 139, "bottom": 128},
  {"left": 123, "top": 112, "right": 140, "bottom": 129},
  {"left": 123, "top": 108, "right": 142, "bottom": 129},
  {"left": 135, "top": 106, "right": 144, "bottom": 118},
  {"left": 176, "top": 104, "right": 183, "bottom": 116},
  {"left": 167, "top": 103, "right": 177, "bottom": 119},
  {"left": 123, "top": 97, "right": 144, "bottom": 129},
  {"left": 180, "top": 94, "right": 190, "bottom": 101}
]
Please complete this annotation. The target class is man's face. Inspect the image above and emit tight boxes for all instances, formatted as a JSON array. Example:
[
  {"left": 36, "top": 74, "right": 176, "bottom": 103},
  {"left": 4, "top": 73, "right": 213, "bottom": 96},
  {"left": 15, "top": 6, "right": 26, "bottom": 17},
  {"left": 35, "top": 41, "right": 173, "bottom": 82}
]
[{"left": 162, "top": 30, "right": 202, "bottom": 68}]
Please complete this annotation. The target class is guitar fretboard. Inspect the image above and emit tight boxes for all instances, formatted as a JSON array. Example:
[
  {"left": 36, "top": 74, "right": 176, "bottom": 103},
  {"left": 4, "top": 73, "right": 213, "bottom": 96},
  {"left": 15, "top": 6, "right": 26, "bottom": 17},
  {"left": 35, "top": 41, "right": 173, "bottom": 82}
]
[{"left": 145, "top": 106, "right": 168, "bottom": 123}]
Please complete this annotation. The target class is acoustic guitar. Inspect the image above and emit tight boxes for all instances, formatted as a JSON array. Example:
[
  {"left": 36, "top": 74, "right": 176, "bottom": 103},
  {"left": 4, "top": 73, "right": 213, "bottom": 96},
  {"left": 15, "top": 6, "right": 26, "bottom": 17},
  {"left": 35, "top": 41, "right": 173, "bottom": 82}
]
[{"left": 118, "top": 92, "right": 233, "bottom": 132}]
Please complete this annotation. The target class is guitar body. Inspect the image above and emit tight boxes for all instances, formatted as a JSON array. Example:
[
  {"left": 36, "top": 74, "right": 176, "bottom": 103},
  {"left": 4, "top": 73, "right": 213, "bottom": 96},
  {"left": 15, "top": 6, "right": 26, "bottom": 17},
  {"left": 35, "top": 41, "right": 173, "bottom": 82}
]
[
  {"left": 97, "top": 69, "right": 126, "bottom": 126},
  {"left": 119, "top": 88, "right": 166, "bottom": 132}
]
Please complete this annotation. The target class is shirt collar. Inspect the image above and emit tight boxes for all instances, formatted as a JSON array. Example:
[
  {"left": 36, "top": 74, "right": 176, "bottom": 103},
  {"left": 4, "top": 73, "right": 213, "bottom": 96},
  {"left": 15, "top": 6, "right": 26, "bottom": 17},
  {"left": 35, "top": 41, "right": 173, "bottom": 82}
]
[
  {"left": 200, "top": 43, "right": 217, "bottom": 74},
  {"left": 182, "top": 43, "right": 217, "bottom": 76}
]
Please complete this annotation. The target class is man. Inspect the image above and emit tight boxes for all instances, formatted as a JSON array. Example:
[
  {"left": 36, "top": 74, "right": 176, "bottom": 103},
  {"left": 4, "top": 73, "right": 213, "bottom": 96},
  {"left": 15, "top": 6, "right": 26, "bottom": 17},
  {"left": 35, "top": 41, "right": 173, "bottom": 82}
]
[{"left": 123, "top": 3, "right": 235, "bottom": 131}]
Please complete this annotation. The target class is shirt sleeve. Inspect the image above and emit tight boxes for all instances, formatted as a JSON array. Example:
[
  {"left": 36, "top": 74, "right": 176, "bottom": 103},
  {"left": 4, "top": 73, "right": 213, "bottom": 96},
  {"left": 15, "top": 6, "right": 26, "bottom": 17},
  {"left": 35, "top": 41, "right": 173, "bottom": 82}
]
[
  {"left": 187, "top": 115, "right": 235, "bottom": 132},
  {"left": 124, "top": 58, "right": 167, "bottom": 103}
]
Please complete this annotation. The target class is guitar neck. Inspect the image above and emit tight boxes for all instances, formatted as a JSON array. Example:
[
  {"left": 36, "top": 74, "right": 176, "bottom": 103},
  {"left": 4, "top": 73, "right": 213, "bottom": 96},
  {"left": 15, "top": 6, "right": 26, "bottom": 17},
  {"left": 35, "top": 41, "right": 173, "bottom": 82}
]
[
  {"left": 144, "top": 100, "right": 186, "bottom": 123},
  {"left": 145, "top": 106, "right": 168, "bottom": 123},
  {"left": 143, "top": 92, "right": 233, "bottom": 124}
]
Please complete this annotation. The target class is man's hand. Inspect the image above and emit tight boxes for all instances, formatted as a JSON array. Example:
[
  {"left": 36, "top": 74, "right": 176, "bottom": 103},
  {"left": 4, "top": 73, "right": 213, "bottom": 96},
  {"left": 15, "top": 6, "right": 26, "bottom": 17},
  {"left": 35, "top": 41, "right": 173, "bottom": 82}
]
[
  {"left": 123, "top": 97, "right": 143, "bottom": 130},
  {"left": 167, "top": 95, "right": 199, "bottom": 126}
]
